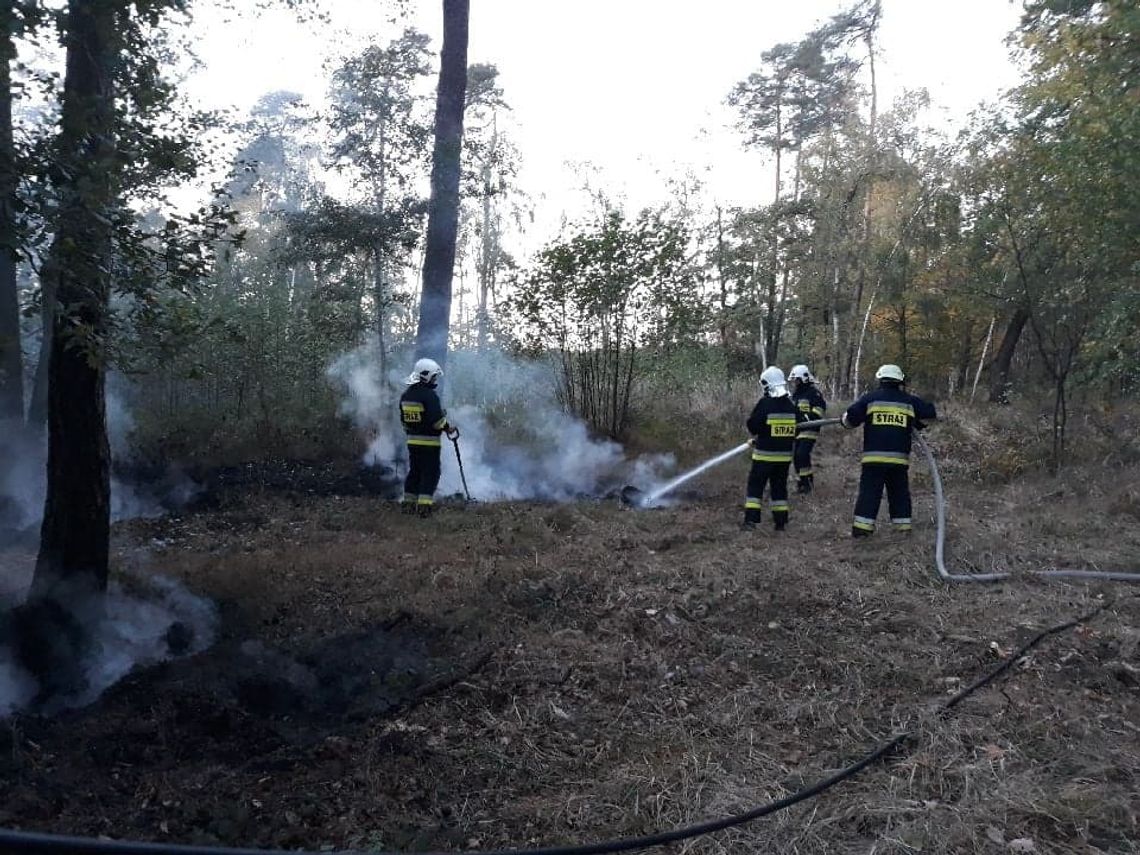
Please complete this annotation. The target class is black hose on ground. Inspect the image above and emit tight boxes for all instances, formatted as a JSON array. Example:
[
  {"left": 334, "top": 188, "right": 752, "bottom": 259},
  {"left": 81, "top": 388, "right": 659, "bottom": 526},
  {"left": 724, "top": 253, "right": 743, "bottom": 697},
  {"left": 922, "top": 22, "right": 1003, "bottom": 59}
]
[{"left": 0, "top": 601, "right": 1117, "bottom": 855}]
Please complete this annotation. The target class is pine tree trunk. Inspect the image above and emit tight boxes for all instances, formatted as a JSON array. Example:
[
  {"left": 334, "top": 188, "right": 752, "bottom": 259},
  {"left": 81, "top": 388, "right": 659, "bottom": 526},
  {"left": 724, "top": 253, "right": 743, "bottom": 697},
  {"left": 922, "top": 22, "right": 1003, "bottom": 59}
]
[
  {"left": 414, "top": 0, "right": 470, "bottom": 366},
  {"left": 32, "top": 0, "right": 118, "bottom": 609},
  {"left": 845, "top": 16, "right": 880, "bottom": 395}
]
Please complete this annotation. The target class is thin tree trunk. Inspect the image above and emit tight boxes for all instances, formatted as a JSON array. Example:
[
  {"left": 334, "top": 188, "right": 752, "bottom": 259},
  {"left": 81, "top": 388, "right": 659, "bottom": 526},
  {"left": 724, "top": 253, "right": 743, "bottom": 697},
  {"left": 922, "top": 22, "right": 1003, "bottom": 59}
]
[
  {"left": 374, "top": 91, "right": 388, "bottom": 348},
  {"left": 33, "top": 0, "right": 118, "bottom": 609},
  {"left": 829, "top": 286, "right": 840, "bottom": 400},
  {"left": 971, "top": 316, "right": 995, "bottom": 402},
  {"left": 476, "top": 114, "right": 497, "bottom": 351},
  {"left": 852, "top": 292, "right": 875, "bottom": 398},
  {"left": 372, "top": 246, "right": 388, "bottom": 381},
  {"left": 715, "top": 206, "right": 730, "bottom": 392},
  {"left": 765, "top": 96, "right": 782, "bottom": 366},
  {"left": 414, "top": 0, "right": 470, "bottom": 366},
  {"left": 845, "top": 17, "right": 880, "bottom": 395},
  {"left": 1052, "top": 377, "right": 1066, "bottom": 474},
  {"left": 0, "top": 6, "right": 23, "bottom": 426}
]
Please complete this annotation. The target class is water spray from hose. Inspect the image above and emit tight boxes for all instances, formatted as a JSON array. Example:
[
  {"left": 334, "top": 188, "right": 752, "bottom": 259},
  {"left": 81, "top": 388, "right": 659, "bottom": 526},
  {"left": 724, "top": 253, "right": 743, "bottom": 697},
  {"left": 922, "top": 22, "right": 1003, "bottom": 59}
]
[
  {"left": 639, "top": 442, "right": 752, "bottom": 507},
  {"left": 639, "top": 419, "right": 842, "bottom": 508}
]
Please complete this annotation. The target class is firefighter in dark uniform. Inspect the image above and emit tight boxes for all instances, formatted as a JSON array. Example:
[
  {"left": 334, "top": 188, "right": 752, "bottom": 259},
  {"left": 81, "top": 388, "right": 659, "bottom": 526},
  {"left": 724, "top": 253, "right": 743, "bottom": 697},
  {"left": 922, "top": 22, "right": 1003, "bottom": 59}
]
[
  {"left": 789, "top": 364, "right": 826, "bottom": 494},
  {"left": 841, "top": 363, "right": 936, "bottom": 537},
  {"left": 743, "top": 366, "right": 805, "bottom": 531},
  {"left": 399, "top": 358, "right": 456, "bottom": 517}
]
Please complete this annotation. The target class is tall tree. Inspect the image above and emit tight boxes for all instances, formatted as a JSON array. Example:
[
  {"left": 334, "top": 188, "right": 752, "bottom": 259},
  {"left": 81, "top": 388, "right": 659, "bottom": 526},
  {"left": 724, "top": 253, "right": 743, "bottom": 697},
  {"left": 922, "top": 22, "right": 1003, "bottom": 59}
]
[
  {"left": 827, "top": 0, "right": 883, "bottom": 393},
  {"left": 462, "top": 62, "right": 516, "bottom": 351},
  {"left": 0, "top": 2, "right": 28, "bottom": 427},
  {"left": 329, "top": 30, "right": 432, "bottom": 364},
  {"left": 32, "top": 0, "right": 119, "bottom": 606},
  {"left": 730, "top": 27, "right": 856, "bottom": 367},
  {"left": 34, "top": 0, "right": 231, "bottom": 606},
  {"left": 414, "top": 0, "right": 470, "bottom": 366}
]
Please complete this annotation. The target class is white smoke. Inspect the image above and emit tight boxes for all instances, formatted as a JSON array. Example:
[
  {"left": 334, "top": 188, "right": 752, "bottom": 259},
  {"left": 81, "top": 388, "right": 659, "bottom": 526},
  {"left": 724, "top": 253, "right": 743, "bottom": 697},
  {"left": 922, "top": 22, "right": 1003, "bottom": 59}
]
[
  {"left": 328, "top": 344, "right": 679, "bottom": 501},
  {"left": 0, "top": 573, "right": 219, "bottom": 718},
  {"left": 0, "top": 380, "right": 189, "bottom": 542},
  {"left": 68, "top": 575, "right": 218, "bottom": 711},
  {"left": 327, "top": 339, "right": 407, "bottom": 467},
  {"left": 0, "top": 648, "right": 36, "bottom": 717}
]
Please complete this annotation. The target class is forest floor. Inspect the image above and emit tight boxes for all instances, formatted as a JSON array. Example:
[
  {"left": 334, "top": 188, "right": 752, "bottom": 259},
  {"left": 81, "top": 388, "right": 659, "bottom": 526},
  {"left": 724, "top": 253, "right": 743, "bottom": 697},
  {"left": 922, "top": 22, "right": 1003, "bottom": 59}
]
[{"left": 1, "top": 426, "right": 1139, "bottom": 855}]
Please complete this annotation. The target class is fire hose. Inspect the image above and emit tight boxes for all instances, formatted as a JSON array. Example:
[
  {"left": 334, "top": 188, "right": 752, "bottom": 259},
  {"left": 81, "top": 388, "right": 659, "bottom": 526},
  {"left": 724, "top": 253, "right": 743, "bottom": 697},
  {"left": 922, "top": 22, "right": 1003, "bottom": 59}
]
[
  {"left": 0, "top": 427, "right": 1136, "bottom": 854},
  {"left": 794, "top": 417, "right": 1140, "bottom": 584},
  {"left": 0, "top": 599, "right": 1123, "bottom": 855}
]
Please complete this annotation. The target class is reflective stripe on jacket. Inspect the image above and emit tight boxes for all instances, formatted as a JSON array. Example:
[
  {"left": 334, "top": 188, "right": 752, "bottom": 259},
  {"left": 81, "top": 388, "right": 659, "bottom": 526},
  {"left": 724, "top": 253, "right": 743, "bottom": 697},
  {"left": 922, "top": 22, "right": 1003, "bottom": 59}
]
[
  {"left": 400, "top": 382, "right": 448, "bottom": 446},
  {"left": 842, "top": 385, "right": 936, "bottom": 465},
  {"left": 746, "top": 395, "right": 803, "bottom": 463}
]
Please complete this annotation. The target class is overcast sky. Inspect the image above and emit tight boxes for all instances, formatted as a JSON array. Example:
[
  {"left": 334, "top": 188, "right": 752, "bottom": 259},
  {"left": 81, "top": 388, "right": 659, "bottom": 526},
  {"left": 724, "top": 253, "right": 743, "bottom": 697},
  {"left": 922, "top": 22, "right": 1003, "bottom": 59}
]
[{"left": 184, "top": 0, "right": 1025, "bottom": 241}]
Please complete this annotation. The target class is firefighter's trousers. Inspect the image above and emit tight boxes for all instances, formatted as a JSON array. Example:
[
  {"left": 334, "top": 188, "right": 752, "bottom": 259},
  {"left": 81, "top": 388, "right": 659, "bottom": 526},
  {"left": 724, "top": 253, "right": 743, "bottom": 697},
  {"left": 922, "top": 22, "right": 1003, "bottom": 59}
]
[
  {"left": 794, "top": 438, "right": 816, "bottom": 486},
  {"left": 852, "top": 463, "right": 912, "bottom": 534},
  {"left": 744, "top": 461, "right": 790, "bottom": 528},
  {"left": 404, "top": 444, "right": 442, "bottom": 506}
]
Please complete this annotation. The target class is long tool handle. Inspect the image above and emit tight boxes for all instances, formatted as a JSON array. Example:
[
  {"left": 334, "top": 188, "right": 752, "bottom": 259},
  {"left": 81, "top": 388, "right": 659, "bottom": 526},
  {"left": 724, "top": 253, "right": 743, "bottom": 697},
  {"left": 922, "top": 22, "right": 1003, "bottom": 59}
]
[{"left": 450, "top": 433, "right": 471, "bottom": 502}]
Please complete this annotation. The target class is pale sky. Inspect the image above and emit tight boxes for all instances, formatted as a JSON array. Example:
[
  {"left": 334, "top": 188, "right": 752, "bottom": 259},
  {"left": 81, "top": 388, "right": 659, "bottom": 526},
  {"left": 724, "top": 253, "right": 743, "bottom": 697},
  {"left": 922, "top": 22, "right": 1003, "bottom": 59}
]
[{"left": 184, "top": 0, "right": 1025, "bottom": 243}]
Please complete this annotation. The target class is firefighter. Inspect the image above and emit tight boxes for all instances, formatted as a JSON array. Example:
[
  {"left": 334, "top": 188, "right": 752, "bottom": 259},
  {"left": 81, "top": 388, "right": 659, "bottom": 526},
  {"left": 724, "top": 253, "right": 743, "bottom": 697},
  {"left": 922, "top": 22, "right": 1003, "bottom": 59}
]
[
  {"left": 743, "top": 366, "right": 804, "bottom": 531},
  {"left": 841, "top": 364, "right": 936, "bottom": 537},
  {"left": 789, "top": 364, "right": 826, "bottom": 494},
  {"left": 399, "top": 358, "right": 457, "bottom": 517}
]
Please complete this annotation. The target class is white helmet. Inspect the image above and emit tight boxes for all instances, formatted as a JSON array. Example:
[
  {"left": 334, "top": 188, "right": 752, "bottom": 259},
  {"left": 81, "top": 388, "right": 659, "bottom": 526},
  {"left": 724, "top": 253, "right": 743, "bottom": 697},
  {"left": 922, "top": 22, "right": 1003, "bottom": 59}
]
[
  {"left": 875, "top": 364, "right": 905, "bottom": 383},
  {"left": 759, "top": 366, "right": 789, "bottom": 397},
  {"left": 789, "top": 364, "right": 814, "bottom": 384},
  {"left": 406, "top": 357, "right": 442, "bottom": 385}
]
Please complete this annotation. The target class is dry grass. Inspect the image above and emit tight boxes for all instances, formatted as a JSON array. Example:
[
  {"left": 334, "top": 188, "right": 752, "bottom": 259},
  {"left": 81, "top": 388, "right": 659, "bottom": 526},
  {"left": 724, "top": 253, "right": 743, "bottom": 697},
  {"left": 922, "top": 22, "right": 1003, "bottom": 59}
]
[{"left": 0, "top": 418, "right": 1138, "bottom": 854}]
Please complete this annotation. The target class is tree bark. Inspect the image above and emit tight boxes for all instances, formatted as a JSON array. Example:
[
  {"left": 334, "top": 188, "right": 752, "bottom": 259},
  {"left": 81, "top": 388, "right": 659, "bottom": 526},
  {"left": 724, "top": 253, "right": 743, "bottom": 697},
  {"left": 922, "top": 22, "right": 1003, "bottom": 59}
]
[
  {"left": 26, "top": 254, "right": 55, "bottom": 428},
  {"left": 414, "top": 0, "right": 469, "bottom": 366},
  {"left": 986, "top": 307, "right": 1028, "bottom": 404},
  {"left": 0, "top": 5, "right": 23, "bottom": 426},
  {"left": 33, "top": 0, "right": 118, "bottom": 608}
]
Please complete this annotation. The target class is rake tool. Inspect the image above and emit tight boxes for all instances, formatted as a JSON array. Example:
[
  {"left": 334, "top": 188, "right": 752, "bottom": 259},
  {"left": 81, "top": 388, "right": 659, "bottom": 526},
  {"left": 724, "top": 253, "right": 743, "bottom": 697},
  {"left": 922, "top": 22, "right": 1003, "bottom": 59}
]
[{"left": 448, "top": 428, "right": 472, "bottom": 503}]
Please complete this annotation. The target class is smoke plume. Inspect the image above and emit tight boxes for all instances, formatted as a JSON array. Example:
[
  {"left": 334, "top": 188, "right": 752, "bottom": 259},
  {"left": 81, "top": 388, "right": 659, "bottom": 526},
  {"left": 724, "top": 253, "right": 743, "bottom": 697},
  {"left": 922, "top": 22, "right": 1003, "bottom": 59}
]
[
  {"left": 0, "top": 380, "right": 199, "bottom": 544},
  {"left": 0, "top": 375, "right": 211, "bottom": 718},
  {"left": 0, "top": 574, "right": 219, "bottom": 718},
  {"left": 328, "top": 343, "right": 677, "bottom": 501}
]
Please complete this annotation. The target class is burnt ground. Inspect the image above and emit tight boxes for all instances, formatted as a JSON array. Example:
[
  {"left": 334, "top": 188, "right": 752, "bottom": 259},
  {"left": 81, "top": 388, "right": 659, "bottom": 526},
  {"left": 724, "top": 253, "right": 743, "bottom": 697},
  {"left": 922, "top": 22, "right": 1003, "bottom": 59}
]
[{"left": 0, "top": 426, "right": 1138, "bottom": 854}]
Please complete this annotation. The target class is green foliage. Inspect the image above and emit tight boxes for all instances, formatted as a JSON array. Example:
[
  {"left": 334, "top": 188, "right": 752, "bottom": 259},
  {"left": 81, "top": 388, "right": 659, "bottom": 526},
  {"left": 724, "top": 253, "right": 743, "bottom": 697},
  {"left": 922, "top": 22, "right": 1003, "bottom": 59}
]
[{"left": 508, "top": 208, "right": 703, "bottom": 439}]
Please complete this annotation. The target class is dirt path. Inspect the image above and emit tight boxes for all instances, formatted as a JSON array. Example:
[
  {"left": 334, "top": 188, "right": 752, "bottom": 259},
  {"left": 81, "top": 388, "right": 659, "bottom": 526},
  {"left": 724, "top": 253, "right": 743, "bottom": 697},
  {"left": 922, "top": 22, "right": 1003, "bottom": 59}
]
[{"left": 1, "top": 438, "right": 1137, "bottom": 854}]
